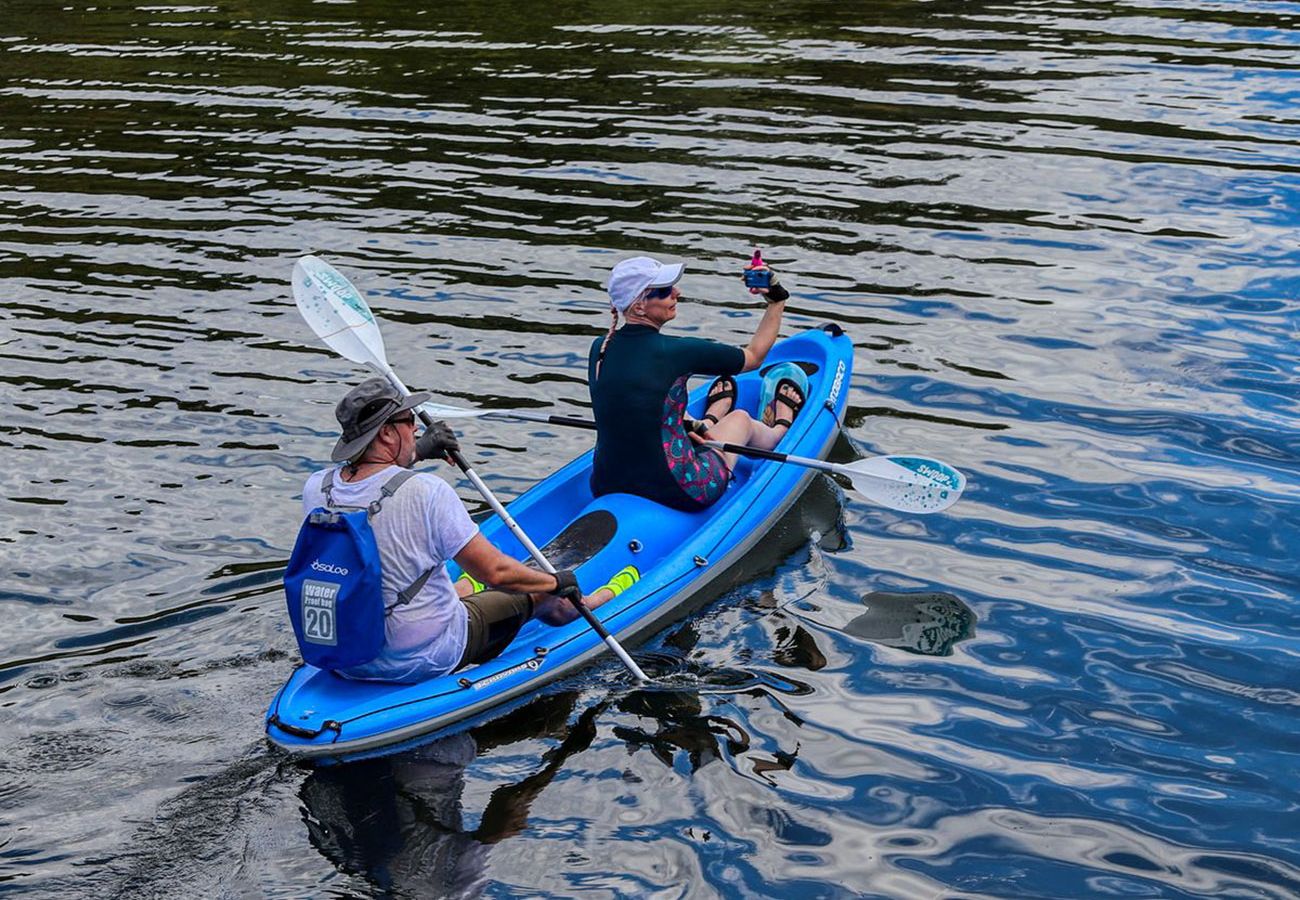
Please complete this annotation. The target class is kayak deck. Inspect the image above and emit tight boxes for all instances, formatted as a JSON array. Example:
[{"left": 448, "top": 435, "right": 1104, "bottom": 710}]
[{"left": 267, "top": 324, "right": 853, "bottom": 759}]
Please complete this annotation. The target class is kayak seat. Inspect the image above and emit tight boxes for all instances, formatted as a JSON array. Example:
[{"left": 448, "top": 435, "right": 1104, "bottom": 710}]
[
  {"left": 483, "top": 490, "right": 710, "bottom": 651},
  {"left": 524, "top": 509, "right": 618, "bottom": 571},
  {"left": 567, "top": 492, "right": 707, "bottom": 586}
]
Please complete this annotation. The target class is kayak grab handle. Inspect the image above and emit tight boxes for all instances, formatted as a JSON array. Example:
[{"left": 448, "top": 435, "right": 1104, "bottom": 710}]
[{"left": 267, "top": 714, "right": 341, "bottom": 741}]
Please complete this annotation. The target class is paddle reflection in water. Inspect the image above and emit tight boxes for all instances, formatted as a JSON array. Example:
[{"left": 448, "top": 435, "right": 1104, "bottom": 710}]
[
  {"left": 614, "top": 689, "right": 752, "bottom": 775},
  {"left": 844, "top": 591, "right": 976, "bottom": 657},
  {"left": 300, "top": 692, "right": 602, "bottom": 896}
]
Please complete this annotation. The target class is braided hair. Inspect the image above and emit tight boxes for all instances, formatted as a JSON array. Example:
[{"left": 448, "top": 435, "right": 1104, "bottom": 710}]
[{"left": 594, "top": 302, "right": 620, "bottom": 380}]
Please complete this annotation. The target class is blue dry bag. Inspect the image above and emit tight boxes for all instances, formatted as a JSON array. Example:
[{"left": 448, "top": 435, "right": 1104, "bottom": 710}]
[{"left": 284, "top": 469, "right": 431, "bottom": 670}]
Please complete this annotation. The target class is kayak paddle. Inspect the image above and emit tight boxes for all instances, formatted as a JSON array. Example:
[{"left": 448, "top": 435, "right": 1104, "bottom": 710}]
[
  {"left": 416, "top": 401, "right": 966, "bottom": 514},
  {"left": 291, "top": 255, "right": 651, "bottom": 683},
  {"left": 704, "top": 441, "right": 964, "bottom": 514}
]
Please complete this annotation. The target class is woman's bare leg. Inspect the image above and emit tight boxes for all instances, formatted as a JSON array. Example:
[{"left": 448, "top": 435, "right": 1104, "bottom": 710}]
[{"left": 703, "top": 386, "right": 799, "bottom": 463}]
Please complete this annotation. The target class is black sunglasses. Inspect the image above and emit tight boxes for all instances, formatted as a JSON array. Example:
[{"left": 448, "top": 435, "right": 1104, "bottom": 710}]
[
  {"left": 387, "top": 412, "right": 416, "bottom": 427},
  {"left": 644, "top": 285, "right": 675, "bottom": 301}
]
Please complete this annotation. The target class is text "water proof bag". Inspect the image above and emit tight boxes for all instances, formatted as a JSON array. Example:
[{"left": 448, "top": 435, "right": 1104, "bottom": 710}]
[{"left": 283, "top": 469, "right": 431, "bottom": 669}]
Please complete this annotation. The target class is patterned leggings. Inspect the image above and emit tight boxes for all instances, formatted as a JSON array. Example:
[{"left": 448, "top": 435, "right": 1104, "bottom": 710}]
[{"left": 660, "top": 376, "right": 731, "bottom": 507}]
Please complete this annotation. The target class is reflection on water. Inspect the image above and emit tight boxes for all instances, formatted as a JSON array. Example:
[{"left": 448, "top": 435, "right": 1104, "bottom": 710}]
[
  {"left": 614, "top": 689, "right": 751, "bottom": 774},
  {"left": 304, "top": 733, "right": 490, "bottom": 897},
  {"left": 302, "top": 693, "right": 600, "bottom": 896},
  {"left": 844, "top": 591, "right": 975, "bottom": 656},
  {"left": 3, "top": 0, "right": 1299, "bottom": 895}
]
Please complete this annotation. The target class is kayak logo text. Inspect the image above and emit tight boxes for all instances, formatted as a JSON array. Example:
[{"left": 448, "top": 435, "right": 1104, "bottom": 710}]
[
  {"left": 828, "top": 361, "right": 846, "bottom": 406},
  {"left": 311, "top": 560, "right": 349, "bottom": 577},
  {"left": 471, "top": 656, "right": 544, "bottom": 690}
]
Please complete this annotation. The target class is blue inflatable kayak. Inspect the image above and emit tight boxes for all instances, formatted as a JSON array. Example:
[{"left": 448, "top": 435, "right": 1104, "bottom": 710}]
[{"left": 266, "top": 325, "right": 853, "bottom": 759}]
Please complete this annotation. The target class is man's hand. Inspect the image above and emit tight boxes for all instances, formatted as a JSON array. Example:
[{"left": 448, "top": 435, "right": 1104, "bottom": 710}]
[
  {"left": 551, "top": 569, "right": 582, "bottom": 602},
  {"left": 415, "top": 420, "right": 460, "bottom": 463}
]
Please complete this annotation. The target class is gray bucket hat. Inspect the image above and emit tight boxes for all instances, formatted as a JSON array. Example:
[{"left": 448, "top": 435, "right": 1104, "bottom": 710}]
[{"left": 331, "top": 377, "right": 431, "bottom": 462}]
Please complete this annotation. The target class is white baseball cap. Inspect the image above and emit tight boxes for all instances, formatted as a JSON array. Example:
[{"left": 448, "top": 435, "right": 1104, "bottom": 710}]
[{"left": 607, "top": 256, "right": 685, "bottom": 312}]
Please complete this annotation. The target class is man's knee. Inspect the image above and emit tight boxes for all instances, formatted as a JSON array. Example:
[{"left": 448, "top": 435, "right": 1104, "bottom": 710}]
[{"left": 533, "top": 594, "right": 576, "bottom": 626}]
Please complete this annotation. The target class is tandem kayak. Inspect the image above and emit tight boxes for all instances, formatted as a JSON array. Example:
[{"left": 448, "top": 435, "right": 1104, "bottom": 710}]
[{"left": 266, "top": 324, "right": 853, "bottom": 759}]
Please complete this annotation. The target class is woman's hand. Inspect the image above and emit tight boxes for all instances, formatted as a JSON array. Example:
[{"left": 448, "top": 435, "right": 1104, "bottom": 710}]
[
  {"left": 741, "top": 265, "right": 790, "bottom": 304},
  {"left": 684, "top": 417, "right": 710, "bottom": 445}
]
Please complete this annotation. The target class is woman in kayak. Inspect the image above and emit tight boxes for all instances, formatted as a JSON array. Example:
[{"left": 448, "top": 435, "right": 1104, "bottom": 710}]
[{"left": 587, "top": 254, "right": 805, "bottom": 512}]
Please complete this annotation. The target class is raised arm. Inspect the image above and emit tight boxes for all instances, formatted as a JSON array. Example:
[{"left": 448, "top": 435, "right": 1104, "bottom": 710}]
[{"left": 739, "top": 271, "right": 791, "bottom": 372}]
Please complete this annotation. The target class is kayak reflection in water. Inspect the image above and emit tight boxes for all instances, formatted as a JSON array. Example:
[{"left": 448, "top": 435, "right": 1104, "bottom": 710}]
[
  {"left": 295, "top": 378, "right": 621, "bottom": 684},
  {"left": 299, "top": 693, "right": 601, "bottom": 894},
  {"left": 587, "top": 254, "right": 805, "bottom": 512},
  {"left": 298, "top": 689, "right": 769, "bottom": 893}
]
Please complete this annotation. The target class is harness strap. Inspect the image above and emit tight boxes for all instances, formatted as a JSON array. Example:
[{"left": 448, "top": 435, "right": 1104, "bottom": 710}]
[
  {"left": 369, "top": 469, "right": 419, "bottom": 516},
  {"left": 322, "top": 467, "right": 338, "bottom": 507},
  {"left": 390, "top": 566, "right": 435, "bottom": 614},
  {"left": 322, "top": 467, "right": 435, "bottom": 614},
  {"left": 323, "top": 467, "right": 419, "bottom": 516}
]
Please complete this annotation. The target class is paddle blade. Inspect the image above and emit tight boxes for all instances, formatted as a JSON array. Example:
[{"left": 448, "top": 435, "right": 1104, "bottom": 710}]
[
  {"left": 417, "top": 400, "right": 495, "bottom": 419},
  {"left": 292, "top": 256, "right": 387, "bottom": 368},
  {"left": 843, "top": 455, "right": 966, "bottom": 514}
]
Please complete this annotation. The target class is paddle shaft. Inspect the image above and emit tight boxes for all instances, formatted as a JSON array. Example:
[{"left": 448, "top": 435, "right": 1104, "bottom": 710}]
[
  {"left": 704, "top": 440, "right": 838, "bottom": 475},
  {"left": 378, "top": 363, "right": 650, "bottom": 682},
  {"left": 478, "top": 411, "right": 838, "bottom": 476},
  {"left": 436, "top": 402, "right": 967, "bottom": 511},
  {"left": 475, "top": 410, "right": 595, "bottom": 430},
  {"left": 471, "top": 410, "right": 858, "bottom": 480}
]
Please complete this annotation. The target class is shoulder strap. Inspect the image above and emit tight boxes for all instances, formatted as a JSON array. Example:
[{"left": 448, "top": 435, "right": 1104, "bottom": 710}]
[
  {"left": 379, "top": 468, "right": 420, "bottom": 497},
  {"left": 321, "top": 467, "right": 338, "bottom": 507},
  {"left": 357, "top": 468, "right": 420, "bottom": 517},
  {"left": 389, "top": 566, "right": 436, "bottom": 614},
  {"left": 369, "top": 468, "right": 436, "bottom": 614}
]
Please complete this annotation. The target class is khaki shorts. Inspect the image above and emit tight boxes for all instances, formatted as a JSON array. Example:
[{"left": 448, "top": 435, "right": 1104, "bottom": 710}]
[{"left": 458, "top": 590, "right": 534, "bottom": 669}]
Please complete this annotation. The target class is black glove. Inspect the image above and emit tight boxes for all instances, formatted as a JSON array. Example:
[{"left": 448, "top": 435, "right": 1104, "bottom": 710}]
[
  {"left": 551, "top": 569, "right": 582, "bottom": 601},
  {"left": 414, "top": 420, "right": 460, "bottom": 462},
  {"left": 763, "top": 273, "right": 790, "bottom": 304},
  {"left": 683, "top": 417, "right": 710, "bottom": 437},
  {"left": 741, "top": 263, "right": 790, "bottom": 305}
]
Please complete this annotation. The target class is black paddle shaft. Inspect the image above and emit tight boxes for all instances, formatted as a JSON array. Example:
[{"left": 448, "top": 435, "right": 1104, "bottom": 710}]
[
  {"left": 548, "top": 414, "right": 596, "bottom": 431},
  {"left": 719, "top": 442, "right": 788, "bottom": 464}
]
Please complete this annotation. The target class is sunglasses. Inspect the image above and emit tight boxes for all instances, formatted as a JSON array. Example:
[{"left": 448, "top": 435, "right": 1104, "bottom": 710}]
[
  {"left": 644, "top": 285, "right": 675, "bottom": 301},
  {"left": 387, "top": 412, "right": 416, "bottom": 427}
]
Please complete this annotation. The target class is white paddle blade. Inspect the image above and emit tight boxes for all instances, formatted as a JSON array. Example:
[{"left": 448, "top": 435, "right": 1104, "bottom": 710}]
[
  {"left": 845, "top": 455, "right": 966, "bottom": 514},
  {"left": 292, "top": 255, "right": 387, "bottom": 368},
  {"left": 417, "top": 400, "right": 495, "bottom": 419}
]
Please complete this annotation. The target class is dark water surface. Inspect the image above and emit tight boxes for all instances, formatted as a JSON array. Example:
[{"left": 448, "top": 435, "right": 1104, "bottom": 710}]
[{"left": 3, "top": 0, "right": 1299, "bottom": 896}]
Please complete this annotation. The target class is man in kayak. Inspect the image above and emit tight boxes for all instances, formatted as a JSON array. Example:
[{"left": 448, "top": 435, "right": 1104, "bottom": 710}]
[
  {"left": 300, "top": 378, "right": 617, "bottom": 684},
  {"left": 587, "top": 254, "right": 806, "bottom": 511}
]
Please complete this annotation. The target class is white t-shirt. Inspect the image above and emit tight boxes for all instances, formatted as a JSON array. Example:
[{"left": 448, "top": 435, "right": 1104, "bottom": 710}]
[{"left": 301, "top": 465, "right": 479, "bottom": 682}]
